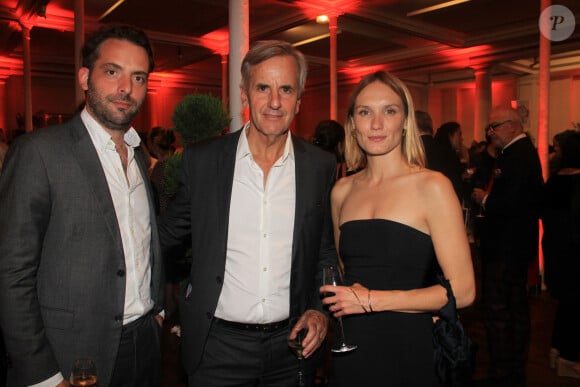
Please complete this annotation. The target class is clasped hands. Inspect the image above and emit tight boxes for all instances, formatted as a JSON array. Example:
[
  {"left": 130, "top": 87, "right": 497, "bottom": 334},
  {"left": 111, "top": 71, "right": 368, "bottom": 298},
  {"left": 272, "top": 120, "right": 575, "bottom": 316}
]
[{"left": 320, "top": 282, "right": 372, "bottom": 318}]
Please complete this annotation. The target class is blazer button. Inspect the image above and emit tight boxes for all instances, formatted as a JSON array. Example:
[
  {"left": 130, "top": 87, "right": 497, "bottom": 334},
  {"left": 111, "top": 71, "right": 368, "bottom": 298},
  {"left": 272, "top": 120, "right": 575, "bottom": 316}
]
[
  {"left": 216, "top": 276, "right": 222, "bottom": 284},
  {"left": 117, "top": 269, "right": 125, "bottom": 277},
  {"left": 206, "top": 312, "right": 212, "bottom": 320},
  {"left": 115, "top": 314, "right": 123, "bottom": 322}
]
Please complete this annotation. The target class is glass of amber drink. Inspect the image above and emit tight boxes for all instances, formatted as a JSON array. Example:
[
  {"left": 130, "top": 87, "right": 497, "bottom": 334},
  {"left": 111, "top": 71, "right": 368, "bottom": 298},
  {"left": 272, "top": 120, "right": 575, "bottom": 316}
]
[{"left": 70, "top": 358, "right": 97, "bottom": 387}]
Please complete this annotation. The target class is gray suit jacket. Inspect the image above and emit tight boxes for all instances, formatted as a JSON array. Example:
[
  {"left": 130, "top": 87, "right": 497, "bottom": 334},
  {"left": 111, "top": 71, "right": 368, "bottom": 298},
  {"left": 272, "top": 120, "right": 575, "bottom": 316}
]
[
  {"left": 0, "top": 115, "right": 163, "bottom": 386},
  {"left": 158, "top": 130, "right": 338, "bottom": 374}
]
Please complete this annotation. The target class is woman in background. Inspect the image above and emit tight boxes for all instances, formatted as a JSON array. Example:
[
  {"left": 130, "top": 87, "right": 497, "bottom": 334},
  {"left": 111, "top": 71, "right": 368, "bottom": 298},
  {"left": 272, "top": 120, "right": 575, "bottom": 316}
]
[
  {"left": 312, "top": 119, "right": 348, "bottom": 179},
  {"left": 542, "top": 130, "right": 580, "bottom": 378},
  {"left": 320, "top": 71, "right": 475, "bottom": 386},
  {"left": 434, "top": 121, "right": 465, "bottom": 201}
]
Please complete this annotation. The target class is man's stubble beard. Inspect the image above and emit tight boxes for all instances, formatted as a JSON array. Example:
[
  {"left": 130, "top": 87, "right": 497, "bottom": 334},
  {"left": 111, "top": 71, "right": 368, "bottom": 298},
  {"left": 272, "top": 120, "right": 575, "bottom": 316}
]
[{"left": 86, "top": 76, "right": 144, "bottom": 132}]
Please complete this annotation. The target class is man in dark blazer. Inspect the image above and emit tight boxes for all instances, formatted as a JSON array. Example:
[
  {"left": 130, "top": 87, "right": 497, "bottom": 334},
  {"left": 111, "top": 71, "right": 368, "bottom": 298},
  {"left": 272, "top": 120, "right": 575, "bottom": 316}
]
[
  {"left": 159, "top": 40, "right": 338, "bottom": 386},
  {"left": 473, "top": 107, "right": 544, "bottom": 387},
  {"left": 0, "top": 25, "right": 163, "bottom": 387}
]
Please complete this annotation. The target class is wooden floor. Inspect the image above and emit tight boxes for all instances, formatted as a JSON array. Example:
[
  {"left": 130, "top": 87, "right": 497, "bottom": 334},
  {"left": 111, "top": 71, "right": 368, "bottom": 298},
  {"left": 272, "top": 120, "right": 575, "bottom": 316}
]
[
  {"left": 161, "top": 252, "right": 580, "bottom": 386},
  {"left": 462, "top": 289, "right": 580, "bottom": 386}
]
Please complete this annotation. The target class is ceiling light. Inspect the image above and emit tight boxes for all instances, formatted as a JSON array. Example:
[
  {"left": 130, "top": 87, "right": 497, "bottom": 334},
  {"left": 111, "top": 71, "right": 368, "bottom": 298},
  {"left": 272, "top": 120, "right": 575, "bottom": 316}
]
[
  {"left": 98, "top": 0, "right": 126, "bottom": 21},
  {"left": 407, "top": 0, "right": 470, "bottom": 17},
  {"left": 316, "top": 15, "right": 329, "bottom": 24},
  {"left": 293, "top": 33, "right": 331, "bottom": 47}
]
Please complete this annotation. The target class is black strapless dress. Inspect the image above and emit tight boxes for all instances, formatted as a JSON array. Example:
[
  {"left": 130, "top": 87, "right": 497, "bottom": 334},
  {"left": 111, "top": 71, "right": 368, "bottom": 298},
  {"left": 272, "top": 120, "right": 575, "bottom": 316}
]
[{"left": 330, "top": 219, "right": 439, "bottom": 387}]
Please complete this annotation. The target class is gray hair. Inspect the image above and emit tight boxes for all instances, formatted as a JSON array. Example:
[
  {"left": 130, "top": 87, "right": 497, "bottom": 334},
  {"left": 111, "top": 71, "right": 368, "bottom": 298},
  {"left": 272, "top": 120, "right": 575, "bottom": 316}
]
[{"left": 240, "top": 40, "right": 308, "bottom": 97}]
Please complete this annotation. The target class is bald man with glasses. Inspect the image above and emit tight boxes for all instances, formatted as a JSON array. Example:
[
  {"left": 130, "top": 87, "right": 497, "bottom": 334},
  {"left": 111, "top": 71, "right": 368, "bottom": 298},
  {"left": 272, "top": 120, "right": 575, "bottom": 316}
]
[{"left": 472, "top": 107, "right": 544, "bottom": 387}]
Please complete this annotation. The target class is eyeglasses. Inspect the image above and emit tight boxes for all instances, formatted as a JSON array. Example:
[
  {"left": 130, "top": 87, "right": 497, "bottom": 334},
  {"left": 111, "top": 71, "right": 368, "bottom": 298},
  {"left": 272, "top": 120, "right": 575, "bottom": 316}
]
[{"left": 486, "top": 120, "right": 512, "bottom": 132}]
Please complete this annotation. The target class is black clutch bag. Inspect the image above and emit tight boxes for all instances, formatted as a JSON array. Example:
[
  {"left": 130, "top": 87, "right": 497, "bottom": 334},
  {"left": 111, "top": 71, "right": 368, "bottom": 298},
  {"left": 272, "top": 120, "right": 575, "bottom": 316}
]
[{"left": 433, "top": 273, "right": 476, "bottom": 387}]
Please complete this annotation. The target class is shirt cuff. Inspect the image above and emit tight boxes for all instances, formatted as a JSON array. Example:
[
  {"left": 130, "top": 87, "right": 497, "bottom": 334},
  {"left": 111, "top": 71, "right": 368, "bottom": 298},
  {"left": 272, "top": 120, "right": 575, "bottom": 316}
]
[{"left": 29, "top": 372, "right": 64, "bottom": 387}]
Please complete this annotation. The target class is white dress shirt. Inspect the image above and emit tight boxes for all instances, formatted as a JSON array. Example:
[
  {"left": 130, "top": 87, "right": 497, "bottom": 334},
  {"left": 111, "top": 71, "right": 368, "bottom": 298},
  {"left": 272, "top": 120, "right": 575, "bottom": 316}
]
[
  {"left": 214, "top": 124, "right": 296, "bottom": 324},
  {"left": 82, "top": 108, "right": 153, "bottom": 325},
  {"left": 502, "top": 133, "right": 527, "bottom": 152}
]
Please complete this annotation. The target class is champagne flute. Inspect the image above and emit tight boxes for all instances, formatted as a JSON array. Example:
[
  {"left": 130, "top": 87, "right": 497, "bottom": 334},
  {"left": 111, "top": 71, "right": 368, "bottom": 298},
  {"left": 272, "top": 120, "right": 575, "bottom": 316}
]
[
  {"left": 287, "top": 317, "right": 306, "bottom": 387},
  {"left": 473, "top": 182, "right": 486, "bottom": 218},
  {"left": 476, "top": 204, "right": 485, "bottom": 218},
  {"left": 70, "top": 358, "right": 97, "bottom": 387},
  {"left": 322, "top": 265, "right": 358, "bottom": 353}
]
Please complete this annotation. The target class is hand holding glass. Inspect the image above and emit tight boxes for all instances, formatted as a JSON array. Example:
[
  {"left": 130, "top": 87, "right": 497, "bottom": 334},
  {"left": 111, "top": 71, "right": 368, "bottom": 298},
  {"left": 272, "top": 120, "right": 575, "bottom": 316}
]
[
  {"left": 322, "top": 265, "right": 358, "bottom": 353},
  {"left": 70, "top": 358, "right": 97, "bottom": 387},
  {"left": 472, "top": 185, "right": 486, "bottom": 218},
  {"left": 288, "top": 317, "right": 306, "bottom": 387}
]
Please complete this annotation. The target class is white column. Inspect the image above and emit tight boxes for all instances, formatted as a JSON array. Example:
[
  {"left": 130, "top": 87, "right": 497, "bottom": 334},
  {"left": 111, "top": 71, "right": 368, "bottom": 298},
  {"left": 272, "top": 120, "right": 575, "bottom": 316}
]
[
  {"left": 538, "top": 0, "right": 551, "bottom": 182},
  {"left": 74, "top": 0, "right": 85, "bottom": 109},
  {"left": 329, "top": 15, "right": 338, "bottom": 121},
  {"left": 228, "top": 0, "right": 249, "bottom": 132},
  {"left": 221, "top": 53, "right": 228, "bottom": 108},
  {"left": 20, "top": 23, "right": 33, "bottom": 132},
  {"left": 474, "top": 67, "right": 492, "bottom": 141},
  {"left": 0, "top": 80, "right": 6, "bottom": 132}
]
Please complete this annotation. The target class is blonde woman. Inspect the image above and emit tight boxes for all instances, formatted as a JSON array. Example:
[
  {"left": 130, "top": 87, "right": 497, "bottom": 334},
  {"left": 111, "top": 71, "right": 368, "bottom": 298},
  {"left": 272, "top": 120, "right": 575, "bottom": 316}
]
[{"left": 320, "top": 71, "right": 475, "bottom": 386}]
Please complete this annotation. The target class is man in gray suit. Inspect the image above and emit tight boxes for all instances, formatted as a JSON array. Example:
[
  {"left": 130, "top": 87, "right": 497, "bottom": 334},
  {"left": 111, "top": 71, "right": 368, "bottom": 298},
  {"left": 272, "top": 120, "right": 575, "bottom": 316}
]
[
  {"left": 0, "top": 25, "right": 163, "bottom": 387},
  {"left": 159, "top": 40, "right": 338, "bottom": 386}
]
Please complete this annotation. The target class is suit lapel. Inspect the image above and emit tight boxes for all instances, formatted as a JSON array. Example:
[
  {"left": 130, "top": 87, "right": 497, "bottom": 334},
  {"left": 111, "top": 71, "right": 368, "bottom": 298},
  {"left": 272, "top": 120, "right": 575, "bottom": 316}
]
[
  {"left": 134, "top": 146, "right": 156, "bottom": 222},
  {"left": 69, "top": 116, "right": 124, "bottom": 256},
  {"left": 216, "top": 131, "right": 242, "bottom": 244},
  {"left": 134, "top": 146, "right": 163, "bottom": 303},
  {"left": 291, "top": 136, "right": 308, "bottom": 263}
]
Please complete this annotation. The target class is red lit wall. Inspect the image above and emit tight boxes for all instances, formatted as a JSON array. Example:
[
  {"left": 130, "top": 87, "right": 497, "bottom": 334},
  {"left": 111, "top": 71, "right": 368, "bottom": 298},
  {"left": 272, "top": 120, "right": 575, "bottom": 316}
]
[{"left": 1, "top": 72, "right": 220, "bottom": 141}]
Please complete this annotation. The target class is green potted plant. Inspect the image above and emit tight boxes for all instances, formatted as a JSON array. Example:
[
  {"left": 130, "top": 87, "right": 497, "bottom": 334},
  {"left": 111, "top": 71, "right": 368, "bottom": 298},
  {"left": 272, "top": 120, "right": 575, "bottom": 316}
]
[{"left": 164, "top": 93, "right": 230, "bottom": 196}]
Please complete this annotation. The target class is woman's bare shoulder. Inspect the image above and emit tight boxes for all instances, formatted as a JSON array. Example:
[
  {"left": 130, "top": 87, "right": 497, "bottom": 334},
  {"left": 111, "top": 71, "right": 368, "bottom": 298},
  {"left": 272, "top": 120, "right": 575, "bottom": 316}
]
[
  {"left": 413, "top": 168, "right": 452, "bottom": 192},
  {"left": 332, "top": 173, "right": 352, "bottom": 192},
  {"left": 404, "top": 169, "right": 456, "bottom": 210},
  {"left": 413, "top": 168, "right": 461, "bottom": 216},
  {"left": 332, "top": 173, "right": 361, "bottom": 202}
]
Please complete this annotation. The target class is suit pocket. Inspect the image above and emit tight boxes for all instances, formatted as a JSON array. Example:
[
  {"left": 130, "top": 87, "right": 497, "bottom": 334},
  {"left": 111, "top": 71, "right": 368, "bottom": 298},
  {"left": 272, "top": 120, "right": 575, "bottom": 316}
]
[{"left": 41, "top": 306, "right": 74, "bottom": 329}]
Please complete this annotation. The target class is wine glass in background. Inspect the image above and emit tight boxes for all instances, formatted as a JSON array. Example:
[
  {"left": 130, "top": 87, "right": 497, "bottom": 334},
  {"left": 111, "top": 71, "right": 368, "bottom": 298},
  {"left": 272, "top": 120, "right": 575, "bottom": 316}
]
[
  {"left": 476, "top": 204, "right": 485, "bottom": 218},
  {"left": 473, "top": 182, "right": 487, "bottom": 218},
  {"left": 69, "top": 358, "right": 97, "bottom": 387},
  {"left": 287, "top": 317, "right": 306, "bottom": 387},
  {"left": 322, "top": 265, "right": 358, "bottom": 353}
]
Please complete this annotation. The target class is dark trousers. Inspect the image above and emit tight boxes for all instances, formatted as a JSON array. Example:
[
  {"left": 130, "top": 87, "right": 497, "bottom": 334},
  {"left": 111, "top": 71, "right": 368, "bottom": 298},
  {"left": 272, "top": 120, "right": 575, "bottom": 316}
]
[
  {"left": 110, "top": 314, "right": 161, "bottom": 387},
  {"left": 482, "top": 259, "right": 530, "bottom": 387},
  {"left": 189, "top": 320, "right": 317, "bottom": 387},
  {"left": 551, "top": 297, "right": 580, "bottom": 361}
]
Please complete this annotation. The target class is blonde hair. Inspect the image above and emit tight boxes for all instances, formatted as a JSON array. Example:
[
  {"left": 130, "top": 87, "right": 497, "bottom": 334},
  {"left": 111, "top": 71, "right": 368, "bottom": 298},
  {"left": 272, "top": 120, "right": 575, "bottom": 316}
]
[{"left": 344, "top": 71, "right": 425, "bottom": 170}]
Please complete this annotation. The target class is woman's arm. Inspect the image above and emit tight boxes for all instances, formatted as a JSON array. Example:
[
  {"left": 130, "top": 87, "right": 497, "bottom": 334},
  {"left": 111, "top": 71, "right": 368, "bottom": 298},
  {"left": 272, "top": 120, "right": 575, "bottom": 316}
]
[
  {"left": 321, "top": 172, "right": 475, "bottom": 317},
  {"left": 425, "top": 172, "right": 476, "bottom": 309}
]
